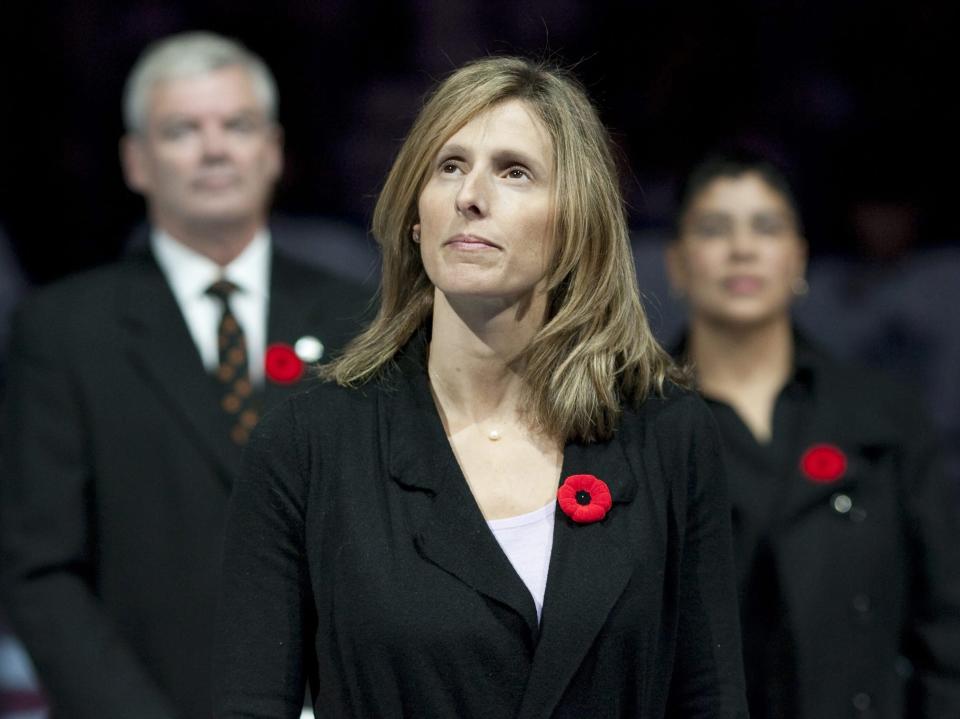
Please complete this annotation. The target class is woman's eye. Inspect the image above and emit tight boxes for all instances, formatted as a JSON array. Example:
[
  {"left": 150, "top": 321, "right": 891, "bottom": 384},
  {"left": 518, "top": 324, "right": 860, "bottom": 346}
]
[
  {"left": 753, "top": 216, "right": 787, "bottom": 235},
  {"left": 694, "top": 222, "right": 727, "bottom": 237},
  {"left": 440, "top": 162, "right": 460, "bottom": 174},
  {"left": 507, "top": 167, "right": 529, "bottom": 180}
]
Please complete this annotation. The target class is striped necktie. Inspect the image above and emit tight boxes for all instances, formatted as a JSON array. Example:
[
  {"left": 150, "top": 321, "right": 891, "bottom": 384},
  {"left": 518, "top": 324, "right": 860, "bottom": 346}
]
[{"left": 205, "top": 279, "right": 258, "bottom": 445}]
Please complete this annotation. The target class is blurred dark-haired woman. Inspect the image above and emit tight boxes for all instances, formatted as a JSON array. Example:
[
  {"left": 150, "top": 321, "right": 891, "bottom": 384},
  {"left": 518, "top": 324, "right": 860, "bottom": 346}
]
[{"left": 666, "top": 151, "right": 960, "bottom": 719}]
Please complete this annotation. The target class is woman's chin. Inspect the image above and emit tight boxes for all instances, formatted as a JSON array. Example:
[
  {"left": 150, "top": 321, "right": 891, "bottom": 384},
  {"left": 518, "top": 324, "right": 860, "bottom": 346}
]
[{"left": 700, "top": 305, "right": 790, "bottom": 332}]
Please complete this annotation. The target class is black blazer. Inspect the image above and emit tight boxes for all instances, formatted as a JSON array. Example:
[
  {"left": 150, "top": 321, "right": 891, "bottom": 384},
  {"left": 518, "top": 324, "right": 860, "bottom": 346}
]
[
  {"left": 214, "top": 333, "right": 748, "bottom": 718},
  {"left": 0, "top": 246, "right": 370, "bottom": 719},
  {"left": 704, "top": 337, "right": 960, "bottom": 718}
]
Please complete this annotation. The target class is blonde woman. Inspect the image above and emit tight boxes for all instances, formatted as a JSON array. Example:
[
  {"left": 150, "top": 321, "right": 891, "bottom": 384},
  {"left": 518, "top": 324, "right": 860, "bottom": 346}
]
[{"left": 214, "top": 58, "right": 747, "bottom": 718}]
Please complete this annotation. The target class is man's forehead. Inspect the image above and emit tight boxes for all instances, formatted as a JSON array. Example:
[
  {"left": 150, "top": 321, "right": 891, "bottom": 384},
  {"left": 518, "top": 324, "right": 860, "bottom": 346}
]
[{"left": 146, "top": 66, "right": 265, "bottom": 120}]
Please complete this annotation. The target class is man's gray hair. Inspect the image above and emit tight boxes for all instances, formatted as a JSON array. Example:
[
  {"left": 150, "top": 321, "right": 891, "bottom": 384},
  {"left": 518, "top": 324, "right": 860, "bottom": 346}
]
[{"left": 123, "top": 31, "right": 278, "bottom": 133}]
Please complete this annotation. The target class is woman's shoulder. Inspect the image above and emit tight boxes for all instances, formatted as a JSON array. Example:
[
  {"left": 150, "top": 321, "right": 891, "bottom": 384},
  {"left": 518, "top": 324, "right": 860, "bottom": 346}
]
[
  {"left": 276, "top": 375, "right": 384, "bottom": 427},
  {"left": 806, "top": 342, "right": 931, "bottom": 436},
  {"left": 620, "top": 380, "right": 716, "bottom": 445},
  {"left": 628, "top": 380, "right": 710, "bottom": 422},
  {"left": 615, "top": 382, "right": 723, "bottom": 502},
  {"left": 249, "top": 376, "right": 373, "bottom": 437}
]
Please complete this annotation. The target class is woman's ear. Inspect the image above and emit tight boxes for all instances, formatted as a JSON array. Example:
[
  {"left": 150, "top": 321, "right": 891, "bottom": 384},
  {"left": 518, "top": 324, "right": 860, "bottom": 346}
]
[{"left": 798, "top": 235, "right": 809, "bottom": 278}]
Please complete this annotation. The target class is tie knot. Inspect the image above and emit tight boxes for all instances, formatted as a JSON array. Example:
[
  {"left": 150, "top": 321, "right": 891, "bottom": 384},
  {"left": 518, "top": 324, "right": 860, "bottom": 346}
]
[{"left": 205, "top": 279, "right": 240, "bottom": 303}]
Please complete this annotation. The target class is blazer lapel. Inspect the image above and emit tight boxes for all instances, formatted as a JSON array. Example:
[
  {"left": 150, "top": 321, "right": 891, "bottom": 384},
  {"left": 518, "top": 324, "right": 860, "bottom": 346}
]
[
  {"left": 385, "top": 335, "right": 541, "bottom": 638},
  {"left": 118, "top": 252, "right": 242, "bottom": 483},
  {"left": 260, "top": 251, "right": 369, "bottom": 412},
  {"left": 516, "top": 434, "right": 642, "bottom": 719},
  {"left": 261, "top": 252, "right": 322, "bottom": 412}
]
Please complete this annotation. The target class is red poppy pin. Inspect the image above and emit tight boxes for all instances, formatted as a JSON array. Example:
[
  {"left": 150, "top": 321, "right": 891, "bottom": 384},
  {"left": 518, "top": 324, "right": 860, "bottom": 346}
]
[
  {"left": 800, "top": 443, "right": 848, "bottom": 484},
  {"left": 265, "top": 343, "right": 304, "bottom": 384},
  {"left": 557, "top": 474, "right": 612, "bottom": 524}
]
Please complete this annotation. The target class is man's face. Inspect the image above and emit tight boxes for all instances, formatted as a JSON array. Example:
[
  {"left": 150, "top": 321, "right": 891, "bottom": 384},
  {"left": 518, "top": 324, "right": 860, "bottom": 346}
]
[{"left": 122, "top": 65, "right": 282, "bottom": 234}]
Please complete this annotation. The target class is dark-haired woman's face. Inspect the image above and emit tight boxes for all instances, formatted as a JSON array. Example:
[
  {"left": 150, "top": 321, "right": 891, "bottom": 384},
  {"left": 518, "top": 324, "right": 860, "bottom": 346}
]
[{"left": 667, "top": 172, "right": 806, "bottom": 329}]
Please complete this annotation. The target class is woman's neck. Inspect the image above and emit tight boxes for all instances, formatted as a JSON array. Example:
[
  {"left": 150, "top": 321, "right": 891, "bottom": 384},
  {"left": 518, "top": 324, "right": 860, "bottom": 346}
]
[
  {"left": 688, "top": 316, "right": 794, "bottom": 410},
  {"left": 427, "top": 290, "right": 562, "bottom": 520},
  {"left": 427, "top": 289, "right": 546, "bottom": 430}
]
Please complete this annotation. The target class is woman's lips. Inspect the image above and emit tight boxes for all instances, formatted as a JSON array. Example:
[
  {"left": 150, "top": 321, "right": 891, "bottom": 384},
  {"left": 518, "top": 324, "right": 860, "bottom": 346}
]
[
  {"left": 444, "top": 234, "right": 500, "bottom": 250},
  {"left": 723, "top": 276, "right": 764, "bottom": 294}
]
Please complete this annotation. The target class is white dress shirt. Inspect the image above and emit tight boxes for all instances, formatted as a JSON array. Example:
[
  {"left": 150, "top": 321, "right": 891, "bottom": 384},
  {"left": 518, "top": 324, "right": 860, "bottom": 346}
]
[{"left": 150, "top": 229, "right": 271, "bottom": 385}]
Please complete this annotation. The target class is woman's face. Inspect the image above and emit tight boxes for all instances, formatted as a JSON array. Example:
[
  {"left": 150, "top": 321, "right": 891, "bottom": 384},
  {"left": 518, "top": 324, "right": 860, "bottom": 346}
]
[
  {"left": 667, "top": 172, "right": 807, "bottom": 329},
  {"left": 415, "top": 99, "right": 555, "bottom": 309}
]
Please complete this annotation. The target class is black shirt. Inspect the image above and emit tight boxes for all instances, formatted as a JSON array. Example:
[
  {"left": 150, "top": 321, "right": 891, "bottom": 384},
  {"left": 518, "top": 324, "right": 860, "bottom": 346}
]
[
  {"left": 677, "top": 336, "right": 819, "bottom": 719},
  {"left": 672, "top": 330, "right": 960, "bottom": 718}
]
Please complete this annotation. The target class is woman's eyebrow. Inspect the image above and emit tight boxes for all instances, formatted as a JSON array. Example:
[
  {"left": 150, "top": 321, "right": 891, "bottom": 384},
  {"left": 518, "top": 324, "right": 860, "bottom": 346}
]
[
  {"left": 435, "top": 142, "right": 469, "bottom": 159},
  {"left": 692, "top": 210, "right": 732, "bottom": 222},
  {"left": 490, "top": 149, "right": 547, "bottom": 174}
]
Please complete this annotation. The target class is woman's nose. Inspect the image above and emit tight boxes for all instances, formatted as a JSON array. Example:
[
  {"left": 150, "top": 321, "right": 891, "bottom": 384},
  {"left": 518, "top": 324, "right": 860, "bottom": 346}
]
[
  {"left": 455, "top": 170, "right": 489, "bottom": 218},
  {"left": 729, "top": 227, "right": 758, "bottom": 258}
]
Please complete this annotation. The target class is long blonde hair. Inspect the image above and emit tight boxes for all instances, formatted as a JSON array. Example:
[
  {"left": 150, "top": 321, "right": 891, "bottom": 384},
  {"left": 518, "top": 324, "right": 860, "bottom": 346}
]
[{"left": 322, "top": 56, "right": 684, "bottom": 442}]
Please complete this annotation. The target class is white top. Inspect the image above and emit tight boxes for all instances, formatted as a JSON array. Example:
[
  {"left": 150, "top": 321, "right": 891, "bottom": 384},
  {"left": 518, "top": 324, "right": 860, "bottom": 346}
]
[
  {"left": 151, "top": 229, "right": 271, "bottom": 385},
  {"left": 487, "top": 501, "right": 556, "bottom": 622}
]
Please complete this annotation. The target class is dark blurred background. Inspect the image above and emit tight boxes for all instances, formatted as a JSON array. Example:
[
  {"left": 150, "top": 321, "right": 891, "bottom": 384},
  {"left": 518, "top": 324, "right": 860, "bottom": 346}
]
[
  {"left": 0, "top": 2, "right": 957, "bottom": 716},
  {"left": 0, "top": 0, "right": 955, "bottom": 284}
]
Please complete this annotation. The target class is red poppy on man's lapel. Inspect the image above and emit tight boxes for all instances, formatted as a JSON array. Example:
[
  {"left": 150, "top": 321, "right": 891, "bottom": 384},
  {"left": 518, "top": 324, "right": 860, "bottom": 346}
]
[{"left": 265, "top": 343, "right": 304, "bottom": 384}]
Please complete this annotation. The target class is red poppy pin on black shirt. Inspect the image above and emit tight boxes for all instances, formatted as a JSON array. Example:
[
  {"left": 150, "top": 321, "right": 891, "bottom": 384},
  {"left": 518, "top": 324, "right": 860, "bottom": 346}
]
[
  {"left": 558, "top": 474, "right": 612, "bottom": 523},
  {"left": 265, "top": 343, "right": 304, "bottom": 384},
  {"left": 800, "top": 443, "right": 848, "bottom": 484}
]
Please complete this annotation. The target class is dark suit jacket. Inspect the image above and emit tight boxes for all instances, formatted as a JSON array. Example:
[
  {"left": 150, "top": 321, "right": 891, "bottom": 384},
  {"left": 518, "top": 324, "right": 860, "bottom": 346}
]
[
  {"left": 214, "top": 332, "right": 748, "bottom": 718},
  {"left": 0, "top": 246, "right": 370, "bottom": 719},
  {"left": 701, "top": 336, "right": 960, "bottom": 718}
]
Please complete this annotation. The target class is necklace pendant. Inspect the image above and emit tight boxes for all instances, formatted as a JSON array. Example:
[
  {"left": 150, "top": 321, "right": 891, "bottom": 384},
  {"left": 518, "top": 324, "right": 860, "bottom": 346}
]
[{"left": 487, "top": 429, "right": 502, "bottom": 442}]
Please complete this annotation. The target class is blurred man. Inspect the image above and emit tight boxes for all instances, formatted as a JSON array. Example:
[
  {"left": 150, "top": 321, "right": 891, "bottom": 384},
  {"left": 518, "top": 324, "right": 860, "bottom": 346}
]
[{"left": 1, "top": 32, "right": 368, "bottom": 719}]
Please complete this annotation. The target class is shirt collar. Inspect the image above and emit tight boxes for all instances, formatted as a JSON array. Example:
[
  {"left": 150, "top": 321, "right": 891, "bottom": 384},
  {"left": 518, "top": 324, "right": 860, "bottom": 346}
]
[{"left": 150, "top": 228, "right": 272, "bottom": 303}]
